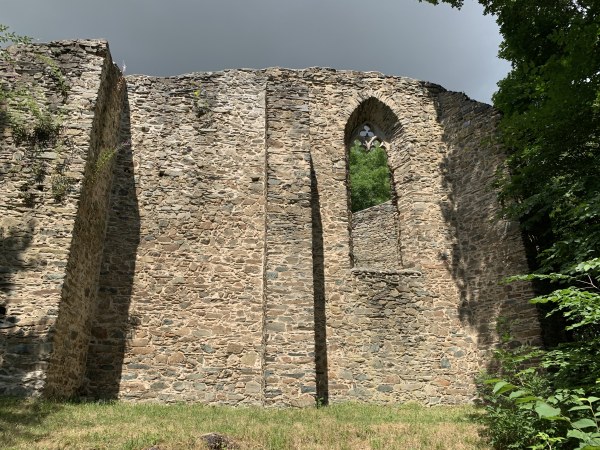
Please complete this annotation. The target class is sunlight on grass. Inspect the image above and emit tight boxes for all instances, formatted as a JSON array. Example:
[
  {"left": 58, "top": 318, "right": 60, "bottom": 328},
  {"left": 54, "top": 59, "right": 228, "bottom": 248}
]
[{"left": 0, "top": 398, "right": 488, "bottom": 449}]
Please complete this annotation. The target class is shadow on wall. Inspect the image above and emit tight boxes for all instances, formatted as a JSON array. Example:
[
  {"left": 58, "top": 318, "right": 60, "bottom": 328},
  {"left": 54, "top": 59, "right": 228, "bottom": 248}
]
[
  {"left": 1, "top": 79, "right": 55, "bottom": 397},
  {"left": 84, "top": 93, "right": 140, "bottom": 399},
  {"left": 0, "top": 81, "right": 35, "bottom": 294},
  {"left": 427, "top": 84, "right": 537, "bottom": 352},
  {"left": 310, "top": 158, "right": 328, "bottom": 405},
  {"left": 0, "top": 222, "right": 48, "bottom": 397},
  {"left": 0, "top": 221, "right": 33, "bottom": 299}
]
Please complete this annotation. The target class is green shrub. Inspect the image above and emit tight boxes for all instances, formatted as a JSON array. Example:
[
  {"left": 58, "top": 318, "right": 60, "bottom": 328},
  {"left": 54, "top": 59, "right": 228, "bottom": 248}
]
[
  {"left": 479, "top": 259, "right": 600, "bottom": 449},
  {"left": 484, "top": 379, "right": 600, "bottom": 450},
  {"left": 478, "top": 358, "right": 557, "bottom": 449}
]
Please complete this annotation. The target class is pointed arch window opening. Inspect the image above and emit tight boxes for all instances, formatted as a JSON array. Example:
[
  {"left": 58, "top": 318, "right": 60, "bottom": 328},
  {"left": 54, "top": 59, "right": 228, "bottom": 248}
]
[
  {"left": 347, "top": 122, "right": 394, "bottom": 213},
  {"left": 344, "top": 97, "right": 403, "bottom": 269}
]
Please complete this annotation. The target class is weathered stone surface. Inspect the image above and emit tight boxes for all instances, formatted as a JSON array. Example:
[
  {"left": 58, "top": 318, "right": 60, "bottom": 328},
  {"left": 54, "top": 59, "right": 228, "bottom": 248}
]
[
  {"left": 0, "top": 40, "right": 541, "bottom": 406},
  {"left": 200, "top": 433, "right": 239, "bottom": 450},
  {"left": 352, "top": 201, "right": 400, "bottom": 269},
  {"left": 0, "top": 40, "right": 124, "bottom": 398}
]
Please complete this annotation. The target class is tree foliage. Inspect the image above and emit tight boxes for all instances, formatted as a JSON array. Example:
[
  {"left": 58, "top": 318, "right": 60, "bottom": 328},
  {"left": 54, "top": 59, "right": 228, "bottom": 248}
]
[
  {"left": 348, "top": 140, "right": 392, "bottom": 212},
  {"left": 492, "top": 0, "right": 600, "bottom": 273}
]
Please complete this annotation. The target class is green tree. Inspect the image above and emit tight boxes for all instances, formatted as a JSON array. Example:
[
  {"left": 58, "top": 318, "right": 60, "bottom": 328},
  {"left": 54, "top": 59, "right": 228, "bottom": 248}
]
[
  {"left": 348, "top": 140, "right": 392, "bottom": 212},
  {"left": 421, "top": 0, "right": 600, "bottom": 273}
]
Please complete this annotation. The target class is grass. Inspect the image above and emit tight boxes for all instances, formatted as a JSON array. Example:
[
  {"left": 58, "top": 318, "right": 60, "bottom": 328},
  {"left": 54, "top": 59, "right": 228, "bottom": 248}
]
[{"left": 0, "top": 398, "right": 489, "bottom": 449}]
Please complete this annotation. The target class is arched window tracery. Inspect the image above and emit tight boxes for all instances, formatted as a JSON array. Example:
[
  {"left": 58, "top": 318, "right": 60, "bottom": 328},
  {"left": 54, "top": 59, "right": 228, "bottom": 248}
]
[{"left": 350, "top": 123, "right": 389, "bottom": 151}]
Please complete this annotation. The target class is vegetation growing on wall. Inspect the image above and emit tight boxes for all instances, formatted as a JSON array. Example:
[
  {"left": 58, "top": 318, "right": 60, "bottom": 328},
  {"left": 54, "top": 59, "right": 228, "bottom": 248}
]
[
  {"left": 0, "top": 24, "right": 30, "bottom": 57},
  {"left": 192, "top": 83, "right": 210, "bottom": 117},
  {"left": 0, "top": 25, "right": 74, "bottom": 205}
]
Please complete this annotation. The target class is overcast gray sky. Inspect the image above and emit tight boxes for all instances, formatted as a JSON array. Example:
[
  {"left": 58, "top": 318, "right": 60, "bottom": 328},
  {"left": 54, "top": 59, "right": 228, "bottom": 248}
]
[{"left": 2, "top": 0, "right": 510, "bottom": 104}]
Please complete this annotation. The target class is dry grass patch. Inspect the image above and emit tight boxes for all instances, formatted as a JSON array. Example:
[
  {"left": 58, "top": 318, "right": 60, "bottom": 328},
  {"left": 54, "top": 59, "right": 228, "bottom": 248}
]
[{"left": 0, "top": 398, "right": 488, "bottom": 449}]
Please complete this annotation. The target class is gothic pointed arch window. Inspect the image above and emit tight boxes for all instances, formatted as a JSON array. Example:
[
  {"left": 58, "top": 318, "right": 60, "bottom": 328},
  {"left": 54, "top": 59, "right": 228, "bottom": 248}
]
[
  {"left": 347, "top": 122, "right": 393, "bottom": 212},
  {"left": 345, "top": 97, "right": 402, "bottom": 269}
]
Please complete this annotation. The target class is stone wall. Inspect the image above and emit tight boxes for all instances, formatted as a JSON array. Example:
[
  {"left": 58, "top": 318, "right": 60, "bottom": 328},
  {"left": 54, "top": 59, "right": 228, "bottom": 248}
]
[
  {"left": 44, "top": 44, "right": 124, "bottom": 398},
  {"left": 434, "top": 91, "right": 541, "bottom": 348},
  {"left": 263, "top": 75, "right": 316, "bottom": 406},
  {"left": 86, "top": 71, "right": 268, "bottom": 404},
  {"left": 0, "top": 40, "right": 541, "bottom": 405},
  {"left": 352, "top": 201, "right": 400, "bottom": 269},
  {"left": 338, "top": 269, "right": 479, "bottom": 404},
  {"left": 0, "top": 40, "right": 122, "bottom": 396}
]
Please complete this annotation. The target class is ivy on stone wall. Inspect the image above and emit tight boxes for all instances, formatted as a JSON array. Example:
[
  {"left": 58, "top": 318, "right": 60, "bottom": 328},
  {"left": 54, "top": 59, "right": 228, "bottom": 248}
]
[{"left": 1, "top": 25, "right": 74, "bottom": 205}]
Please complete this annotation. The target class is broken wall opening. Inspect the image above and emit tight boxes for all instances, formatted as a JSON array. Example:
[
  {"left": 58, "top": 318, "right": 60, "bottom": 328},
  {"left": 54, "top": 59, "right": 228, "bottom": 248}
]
[{"left": 345, "top": 98, "right": 402, "bottom": 271}]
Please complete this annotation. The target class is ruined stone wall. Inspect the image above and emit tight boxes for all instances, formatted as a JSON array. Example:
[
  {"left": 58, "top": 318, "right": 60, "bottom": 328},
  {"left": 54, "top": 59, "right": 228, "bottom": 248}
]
[
  {"left": 304, "top": 71, "right": 483, "bottom": 404},
  {"left": 0, "top": 40, "right": 122, "bottom": 396},
  {"left": 338, "top": 269, "right": 478, "bottom": 404},
  {"left": 44, "top": 46, "right": 124, "bottom": 397},
  {"left": 0, "top": 40, "right": 542, "bottom": 406},
  {"left": 263, "top": 75, "right": 316, "bottom": 406},
  {"left": 86, "top": 71, "right": 268, "bottom": 404},
  {"left": 351, "top": 201, "right": 400, "bottom": 269},
  {"left": 434, "top": 92, "right": 541, "bottom": 348}
]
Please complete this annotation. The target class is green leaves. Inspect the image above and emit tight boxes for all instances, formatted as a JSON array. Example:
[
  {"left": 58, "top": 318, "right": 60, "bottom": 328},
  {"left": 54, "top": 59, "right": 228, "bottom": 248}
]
[
  {"left": 348, "top": 141, "right": 392, "bottom": 212},
  {"left": 0, "top": 24, "right": 31, "bottom": 46},
  {"left": 535, "top": 402, "right": 562, "bottom": 419},
  {"left": 426, "top": 1, "right": 600, "bottom": 273},
  {"left": 572, "top": 419, "right": 598, "bottom": 430},
  {"left": 575, "top": 260, "right": 600, "bottom": 275},
  {"left": 421, "top": 2, "right": 600, "bottom": 447},
  {"left": 486, "top": 379, "right": 600, "bottom": 449},
  {"left": 418, "top": 0, "right": 464, "bottom": 7},
  {"left": 422, "top": 1, "right": 600, "bottom": 275},
  {"left": 494, "top": 2, "right": 600, "bottom": 273},
  {"left": 505, "top": 258, "right": 600, "bottom": 333},
  {"left": 492, "top": 380, "right": 510, "bottom": 393},
  {"left": 0, "top": 24, "right": 31, "bottom": 66}
]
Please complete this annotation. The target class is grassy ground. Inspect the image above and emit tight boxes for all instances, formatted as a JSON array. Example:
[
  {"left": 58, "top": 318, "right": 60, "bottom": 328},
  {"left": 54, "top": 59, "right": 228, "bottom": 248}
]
[{"left": 0, "top": 398, "right": 489, "bottom": 449}]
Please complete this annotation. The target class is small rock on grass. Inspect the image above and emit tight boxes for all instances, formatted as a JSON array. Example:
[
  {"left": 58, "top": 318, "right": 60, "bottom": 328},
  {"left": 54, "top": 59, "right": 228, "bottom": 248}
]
[{"left": 201, "top": 432, "right": 239, "bottom": 449}]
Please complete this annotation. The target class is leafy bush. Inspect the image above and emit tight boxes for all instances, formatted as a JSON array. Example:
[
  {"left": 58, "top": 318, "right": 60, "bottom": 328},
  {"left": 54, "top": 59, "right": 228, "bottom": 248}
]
[
  {"left": 479, "top": 259, "right": 600, "bottom": 449},
  {"left": 478, "top": 350, "right": 556, "bottom": 449},
  {"left": 506, "top": 259, "right": 600, "bottom": 395},
  {"left": 484, "top": 379, "right": 600, "bottom": 450}
]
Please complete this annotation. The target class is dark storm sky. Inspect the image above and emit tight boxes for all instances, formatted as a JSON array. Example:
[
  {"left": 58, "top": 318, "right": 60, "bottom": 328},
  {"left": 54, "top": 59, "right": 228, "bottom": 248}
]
[{"left": 1, "top": 0, "right": 510, "bottom": 104}]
